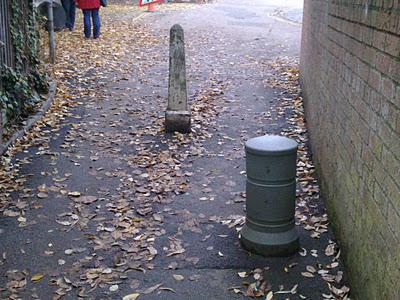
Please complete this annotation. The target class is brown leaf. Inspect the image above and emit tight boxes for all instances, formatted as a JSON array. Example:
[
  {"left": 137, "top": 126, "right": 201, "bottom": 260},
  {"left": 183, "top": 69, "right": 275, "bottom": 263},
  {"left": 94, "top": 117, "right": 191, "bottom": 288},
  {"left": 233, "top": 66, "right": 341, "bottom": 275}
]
[
  {"left": 74, "top": 195, "right": 97, "bottom": 204},
  {"left": 301, "top": 272, "right": 315, "bottom": 278},
  {"left": 37, "top": 192, "right": 48, "bottom": 199},
  {"left": 306, "top": 265, "right": 316, "bottom": 273},
  {"left": 325, "top": 244, "right": 335, "bottom": 256},
  {"left": 153, "top": 214, "right": 163, "bottom": 222},
  {"left": 3, "top": 210, "right": 20, "bottom": 217},
  {"left": 142, "top": 283, "right": 163, "bottom": 294}
]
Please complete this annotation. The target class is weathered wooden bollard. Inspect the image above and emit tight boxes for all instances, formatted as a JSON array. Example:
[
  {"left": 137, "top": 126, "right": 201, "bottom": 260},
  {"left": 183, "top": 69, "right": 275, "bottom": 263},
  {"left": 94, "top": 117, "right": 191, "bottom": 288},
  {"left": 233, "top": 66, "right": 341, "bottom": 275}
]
[
  {"left": 240, "top": 135, "right": 299, "bottom": 256},
  {"left": 165, "top": 24, "right": 191, "bottom": 133}
]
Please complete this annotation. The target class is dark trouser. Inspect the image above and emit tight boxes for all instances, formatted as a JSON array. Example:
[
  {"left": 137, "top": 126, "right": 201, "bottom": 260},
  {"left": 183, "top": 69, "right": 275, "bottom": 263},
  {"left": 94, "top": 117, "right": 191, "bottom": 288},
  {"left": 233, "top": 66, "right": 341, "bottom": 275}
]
[
  {"left": 82, "top": 9, "right": 101, "bottom": 38},
  {"left": 61, "top": 0, "right": 76, "bottom": 30}
]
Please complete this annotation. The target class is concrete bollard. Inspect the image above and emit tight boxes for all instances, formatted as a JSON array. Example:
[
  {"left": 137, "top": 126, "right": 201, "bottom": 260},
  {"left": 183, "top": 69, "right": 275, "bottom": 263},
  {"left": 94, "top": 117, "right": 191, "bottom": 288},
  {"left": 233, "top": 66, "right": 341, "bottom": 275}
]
[
  {"left": 240, "top": 135, "right": 299, "bottom": 256},
  {"left": 165, "top": 24, "right": 191, "bottom": 133}
]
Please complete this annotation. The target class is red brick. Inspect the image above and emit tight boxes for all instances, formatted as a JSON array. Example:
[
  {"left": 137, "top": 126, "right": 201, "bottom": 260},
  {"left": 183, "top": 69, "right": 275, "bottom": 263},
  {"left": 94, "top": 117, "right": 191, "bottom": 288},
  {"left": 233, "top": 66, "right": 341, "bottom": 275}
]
[
  {"left": 301, "top": 1, "right": 400, "bottom": 299},
  {"left": 387, "top": 58, "right": 400, "bottom": 84},
  {"left": 384, "top": 32, "right": 400, "bottom": 57},
  {"left": 374, "top": 52, "right": 392, "bottom": 75},
  {"left": 380, "top": 77, "right": 395, "bottom": 100},
  {"left": 368, "top": 68, "right": 381, "bottom": 91}
]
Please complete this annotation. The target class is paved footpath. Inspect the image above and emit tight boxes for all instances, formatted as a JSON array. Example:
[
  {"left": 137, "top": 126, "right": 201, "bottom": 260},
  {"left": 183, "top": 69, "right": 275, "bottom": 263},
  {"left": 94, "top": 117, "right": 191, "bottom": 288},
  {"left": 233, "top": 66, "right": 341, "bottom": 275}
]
[{"left": 0, "top": 1, "right": 351, "bottom": 299}]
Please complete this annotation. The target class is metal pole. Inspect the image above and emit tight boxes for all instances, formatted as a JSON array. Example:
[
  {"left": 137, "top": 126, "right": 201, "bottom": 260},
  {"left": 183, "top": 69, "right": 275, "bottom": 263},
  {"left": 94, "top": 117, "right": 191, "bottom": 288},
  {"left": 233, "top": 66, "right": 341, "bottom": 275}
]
[{"left": 47, "top": 0, "right": 55, "bottom": 64}]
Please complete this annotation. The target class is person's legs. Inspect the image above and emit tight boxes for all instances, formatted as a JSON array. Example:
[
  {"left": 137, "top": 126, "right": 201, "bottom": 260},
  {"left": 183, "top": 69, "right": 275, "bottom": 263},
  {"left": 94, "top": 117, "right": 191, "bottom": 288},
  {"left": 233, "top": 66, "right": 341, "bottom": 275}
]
[
  {"left": 61, "top": 0, "right": 70, "bottom": 29},
  {"left": 82, "top": 9, "right": 91, "bottom": 38},
  {"left": 61, "top": 0, "right": 68, "bottom": 10},
  {"left": 69, "top": 0, "right": 76, "bottom": 30},
  {"left": 92, "top": 9, "right": 101, "bottom": 39}
]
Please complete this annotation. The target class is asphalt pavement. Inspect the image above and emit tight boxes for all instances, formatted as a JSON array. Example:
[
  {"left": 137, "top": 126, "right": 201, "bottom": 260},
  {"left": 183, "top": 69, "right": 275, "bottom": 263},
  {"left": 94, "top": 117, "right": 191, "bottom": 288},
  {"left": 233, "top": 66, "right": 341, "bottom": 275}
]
[{"left": 0, "top": 1, "right": 350, "bottom": 299}]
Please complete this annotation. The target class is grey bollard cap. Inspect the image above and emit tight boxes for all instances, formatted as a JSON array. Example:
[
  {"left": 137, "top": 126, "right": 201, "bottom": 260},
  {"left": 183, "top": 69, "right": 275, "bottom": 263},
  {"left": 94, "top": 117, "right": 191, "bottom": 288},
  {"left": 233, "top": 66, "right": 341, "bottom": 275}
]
[{"left": 245, "top": 135, "right": 298, "bottom": 156}]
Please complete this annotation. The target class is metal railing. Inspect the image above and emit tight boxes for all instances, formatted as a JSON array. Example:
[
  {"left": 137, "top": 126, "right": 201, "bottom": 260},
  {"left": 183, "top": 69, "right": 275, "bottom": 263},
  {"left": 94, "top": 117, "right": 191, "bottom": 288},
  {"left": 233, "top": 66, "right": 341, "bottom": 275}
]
[{"left": 0, "top": 0, "right": 14, "bottom": 70}]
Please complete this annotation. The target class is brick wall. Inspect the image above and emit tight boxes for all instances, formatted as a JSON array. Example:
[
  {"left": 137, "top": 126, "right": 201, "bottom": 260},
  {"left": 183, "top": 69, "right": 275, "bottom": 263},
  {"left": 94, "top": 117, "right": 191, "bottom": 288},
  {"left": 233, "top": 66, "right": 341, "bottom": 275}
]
[{"left": 300, "top": 0, "right": 400, "bottom": 299}]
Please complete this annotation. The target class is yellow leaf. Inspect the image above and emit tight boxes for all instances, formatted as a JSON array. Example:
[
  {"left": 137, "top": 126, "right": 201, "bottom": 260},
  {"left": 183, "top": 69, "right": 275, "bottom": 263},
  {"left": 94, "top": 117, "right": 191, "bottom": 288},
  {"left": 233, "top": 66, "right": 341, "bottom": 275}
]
[
  {"left": 31, "top": 273, "right": 44, "bottom": 282},
  {"left": 122, "top": 293, "right": 140, "bottom": 300},
  {"left": 68, "top": 191, "right": 81, "bottom": 197}
]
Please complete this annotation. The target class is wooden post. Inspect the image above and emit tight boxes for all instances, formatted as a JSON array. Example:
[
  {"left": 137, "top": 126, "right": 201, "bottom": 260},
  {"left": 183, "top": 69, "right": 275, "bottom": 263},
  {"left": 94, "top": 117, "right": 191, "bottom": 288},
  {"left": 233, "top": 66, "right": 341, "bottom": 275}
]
[{"left": 165, "top": 24, "right": 191, "bottom": 133}]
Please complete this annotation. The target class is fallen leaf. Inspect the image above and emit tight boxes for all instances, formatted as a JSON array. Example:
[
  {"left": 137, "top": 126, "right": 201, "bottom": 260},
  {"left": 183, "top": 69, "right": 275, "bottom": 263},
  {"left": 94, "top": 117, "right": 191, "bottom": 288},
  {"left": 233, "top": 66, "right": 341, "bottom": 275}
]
[
  {"left": 17, "top": 216, "right": 27, "bottom": 223},
  {"left": 3, "top": 210, "right": 20, "bottom": 217},
  {"left": 37, "top": 184, "right": 47, "bottom": 192},
  {"left": 173, "top": 274, "right": 184, "bottom": 281},
  {"left": 64, "top": 249, "right": 74, "bottom": 255},
  {"left": 142, "top": 283, "right": 163, "bottom": 294},
  {"left": 148, "top": 246, "right": 158, "bottom": 256},
  {"left": 160, "top": 287, "right": 176, "bottom": 293},
  {"left": 153, "top": 214, "right": 163, "bottom": 222},
  {"left": 301, "top": 272, "right": 315, "bottom": 278},
  {"left": 31, "top": 273, "right": 44, "bottom": 282},
  {"left": 325, "top": 244, "right": 335, "bottom": 256},
  {"left": 306, "top": 265, "right": 316, "bottom": 273},
  {"left": 166, "top": 249, "right": 185, "bottom": 256},
  {"left": 109, "top": 285, "right": 119, "bottom": 292},
  {"left": 275, "top": 284, "right": 298, "bottom": 295},
  {"left": 291, "top": 284, "right": 298, "bottom": 294},
  {"left": 266, "top": 291, "right": 274, "bottom": 300},
  {"left": 75, "top": 195, "right": 97, "bottom": 204},
  {"left": 238, "top": 272, "right": 247, "bottom": 278},
  {"left": 189, "top": 275, "right": 201, "bottom": 281},
  {"left": 37, "top": 192, "right": 48, "bottom": 199},
  {"left": 299, "top": 248, "right": 307, "bottom": 256},
  {"left": 56, "top": 220, "right": 71, "bottom": 226},
  {"left": 166, "top": 262, "right": 178, "bottom": 270},
  {"left": 68, "top": 191, "right": 81, "bottom": 197}
]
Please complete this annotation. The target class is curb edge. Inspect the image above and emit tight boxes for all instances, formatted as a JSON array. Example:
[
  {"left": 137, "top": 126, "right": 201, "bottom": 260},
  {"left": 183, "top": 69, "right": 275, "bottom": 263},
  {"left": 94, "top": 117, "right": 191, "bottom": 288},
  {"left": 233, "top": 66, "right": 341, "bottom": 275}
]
[{"left": 1, "top": 80, "right": 57, "bottom": 157}]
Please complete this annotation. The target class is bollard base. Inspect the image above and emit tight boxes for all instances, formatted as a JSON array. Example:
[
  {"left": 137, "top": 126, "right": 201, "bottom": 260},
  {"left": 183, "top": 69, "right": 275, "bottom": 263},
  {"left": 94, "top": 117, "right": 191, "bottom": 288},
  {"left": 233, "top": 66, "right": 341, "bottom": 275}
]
[
  {"left": 165, "top": 110, "right": 191, "bottom": 133},
  {"left": 240, "top": 223, "right": 299, "bottom": 257}
]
